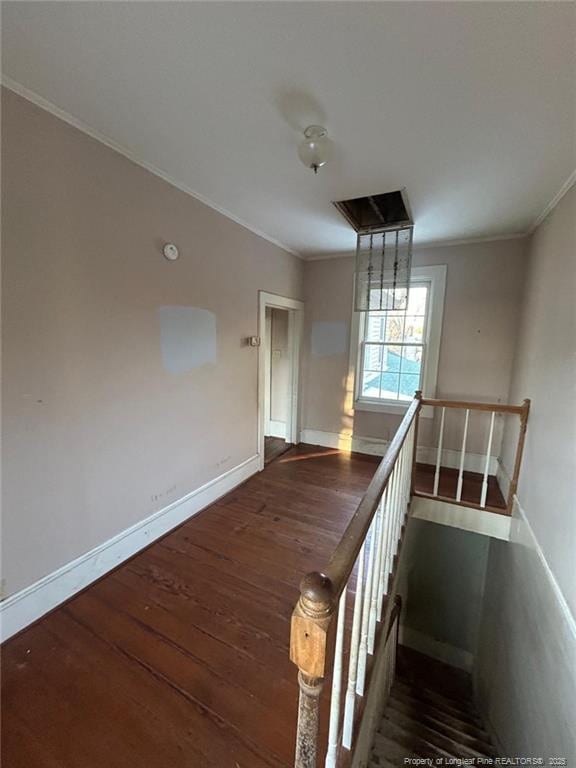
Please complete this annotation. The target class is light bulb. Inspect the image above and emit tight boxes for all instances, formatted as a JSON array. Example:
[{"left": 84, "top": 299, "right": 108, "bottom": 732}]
[{"left": 298, "top": 125, "right": 330, "bottom": 174}]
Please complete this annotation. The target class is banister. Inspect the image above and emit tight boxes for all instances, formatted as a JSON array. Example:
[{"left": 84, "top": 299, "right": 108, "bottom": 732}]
[
  {"left": 323, "top": 396, "right": 421, "bottom": 600},
  {"left": 290, "top": 394, "right": 420, "bottom": 768},
  {"left": 289, "top": 392, "right": 530, "bottom": 768},
  {"left": 421, "top": 397, "right": 526, "bottom": 415}
]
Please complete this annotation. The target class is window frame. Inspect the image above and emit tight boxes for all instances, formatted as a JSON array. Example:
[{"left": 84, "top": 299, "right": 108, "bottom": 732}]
[{"left": 349, "top": 264, "right": 447, "bottom": 417}]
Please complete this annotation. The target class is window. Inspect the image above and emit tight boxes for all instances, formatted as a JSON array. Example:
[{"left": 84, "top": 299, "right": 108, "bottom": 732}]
[
  {"left": 350, "top": 265, "right": 446, "bottom": 415},
  {"left": 359, "top": 284, "right": 429, "bottom": 402}
]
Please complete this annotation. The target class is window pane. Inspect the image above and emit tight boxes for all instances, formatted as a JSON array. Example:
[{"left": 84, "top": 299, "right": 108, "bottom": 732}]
[
  {"left": 363, "top": 343, "right": 383, "bottom": 371},
  {"left": 401, "top": 345, "right": 423, "bottom": 366},
  {"left": 403, "top": 316, "right": 425, "bottom": 343},
  {"left": 362, "top": 371, "right": 382, "bottom": 399},
  {"left": 366, "top": 314, "right": 385, "bottom": 342},
  {"left": 407, "top": 285, "right": 428, "bottom": 316},
  {"left": 399, "top": 373, "right": 421, "bottom": 400},
  {"left": 398, "top": 345, "right": 422, "bottom": 376},
  {"left": 379, "top": 373, "right": 400, "bottom": 400},
  {"left": 383, "top": 345, "right": 402, "bottom": 372},
  {"left": 385, "top": 315, "right": 405, "bottom": 343}
]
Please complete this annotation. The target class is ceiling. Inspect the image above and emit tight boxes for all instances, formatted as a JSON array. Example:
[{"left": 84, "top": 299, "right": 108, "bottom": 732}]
[{"left": 3, "top": 1, "right": 575, "bottom": 258}]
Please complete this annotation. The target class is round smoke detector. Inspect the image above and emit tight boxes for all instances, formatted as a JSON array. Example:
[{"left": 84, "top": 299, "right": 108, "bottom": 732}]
[{"left": 163, "top": 243, "right": 179, "bottom": 261}]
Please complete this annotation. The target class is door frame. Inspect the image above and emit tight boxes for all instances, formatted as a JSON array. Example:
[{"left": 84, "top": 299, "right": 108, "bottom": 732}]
[{"left": 258, "top": 291, "right": 304, "bottom": 470}]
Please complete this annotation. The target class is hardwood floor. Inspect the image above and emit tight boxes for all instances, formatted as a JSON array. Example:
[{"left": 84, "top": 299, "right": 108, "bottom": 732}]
[
  {"left": 1, "top": 445, "right": 380, "bottom": 768},
  {"left": 413, "top": 462, "right": 507, "bottom": 512}
]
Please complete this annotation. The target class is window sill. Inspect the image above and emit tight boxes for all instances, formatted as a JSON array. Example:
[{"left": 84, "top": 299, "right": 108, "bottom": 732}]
[{"left": 354, "top": 399, "right": 433, "bottom": 418}]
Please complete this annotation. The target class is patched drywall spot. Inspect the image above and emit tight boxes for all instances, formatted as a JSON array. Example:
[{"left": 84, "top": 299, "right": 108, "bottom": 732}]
[
  {"left": 158, "top": 306, "right": 217, "bottom": 374},
  {"left": 311, "top": 321, "right": 348, "bottom": 357}
]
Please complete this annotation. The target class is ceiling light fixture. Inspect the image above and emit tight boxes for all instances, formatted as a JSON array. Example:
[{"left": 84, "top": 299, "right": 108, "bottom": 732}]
[{"left": 298, "top": 125, "right": 330, "bottom": 174}]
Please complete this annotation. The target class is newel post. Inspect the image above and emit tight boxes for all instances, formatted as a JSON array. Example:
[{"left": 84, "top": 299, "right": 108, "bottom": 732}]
[
  {"left": 290, "top": 572, "right": 335, "bottom": 768},
  {"left": 410, "top": 390, "right": 423, "bottom": 496},
  {"left": 506, "top": 398, "right": 531, "bottom": 514}
]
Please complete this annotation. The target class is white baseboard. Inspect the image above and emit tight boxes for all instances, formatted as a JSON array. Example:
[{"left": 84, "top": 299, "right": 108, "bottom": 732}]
[
  {"left": 299, "top": 428, "right": 499, "bottom": 473},
  {"left": 299, "top": 429, "right": 389, "bottom": 456},
  {"left": 267, "top": 420, "right": 287, "bottom": 439},
  {"left": 399, "top": 625, "right": 475, "bottom": 672},
  {"left": 0, "top": 454, "right": 260, "bottom": 642}
]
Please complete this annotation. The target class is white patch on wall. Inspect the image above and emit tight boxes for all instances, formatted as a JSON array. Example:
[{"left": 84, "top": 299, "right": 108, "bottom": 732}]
[
  {"left": 311, "top": 321, "right": 348, "bottom": 357},
  {"left": 158, "top": 306, "right": 217, "bottom": 374}
]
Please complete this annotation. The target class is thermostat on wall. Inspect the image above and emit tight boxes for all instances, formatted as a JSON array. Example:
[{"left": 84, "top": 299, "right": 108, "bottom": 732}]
[{"left": 163, "top": 243, "right": 179, "bottom": 261}]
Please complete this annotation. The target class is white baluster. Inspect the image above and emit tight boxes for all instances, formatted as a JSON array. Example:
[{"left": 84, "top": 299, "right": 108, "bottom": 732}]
[
  {"left": 325, "top": 586, "right": 347, "bottom": 768},
  {"left": 456, "top": 409, "right": 470, "bottom": 502},
  {"left": 386, "top": 465, "right": 398, "bottom": 576},
  {"left": 342, "top": 544, "right": 365, "bottom": 749},
  {"left": 376, "top": 484, "right": 391, "bottom": 619},
  {"left": 402, "top": 428, "right": 413, "bottom": 512},
  {"left": 393, "top": 450, "right": 403, "bottom": 553},
  {"left": 410, "top": 422, "right": 416, "bottom": 495},
  {"left": 368, "top": 499, "right": 385, "bottom": 654},
  {"left": 356, "top": 518, "right": 377, "bottom": 696},
  {"left": 433, "top": 407, "right": 446, "bottom": 497},
  {"left": 480, "top": 411, "right": 496, "bottom": 508}
]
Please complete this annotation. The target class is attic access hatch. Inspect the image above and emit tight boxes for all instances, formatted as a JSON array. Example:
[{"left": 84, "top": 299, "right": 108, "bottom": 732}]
[{"left": 333, "top": 191, "right": 414, "bottom": 312}]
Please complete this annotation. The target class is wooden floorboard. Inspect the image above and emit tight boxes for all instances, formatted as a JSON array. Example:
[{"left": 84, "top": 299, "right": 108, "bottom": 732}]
[{"left": 1, "top": 445, "right": 379, "bottom": 768}]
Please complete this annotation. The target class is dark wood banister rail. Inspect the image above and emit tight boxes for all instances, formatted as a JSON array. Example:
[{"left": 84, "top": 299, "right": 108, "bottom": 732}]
[{"left": 323, "top": 396, "right": 421, "bottom": 600}]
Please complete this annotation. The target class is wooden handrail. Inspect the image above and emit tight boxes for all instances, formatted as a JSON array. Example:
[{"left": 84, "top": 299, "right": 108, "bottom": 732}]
[
  {"left": 421, "top": 397, "right": 526, "bottom": 415},
  {"left": 290, "top": 392, "right": 530, "bottom": 768},
  {"left": 290, "top": 395, "right": 420, "bottom": 768},
  {"left": 323, "top": 396, "right": 421, "bottom": 600}
]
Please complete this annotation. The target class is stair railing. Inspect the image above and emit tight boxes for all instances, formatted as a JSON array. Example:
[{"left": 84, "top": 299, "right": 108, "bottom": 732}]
[
  {"left": 415, "top": 398, "right": 530, "bottom": 514},
  {"left": 290, "top": 394, "right": 421, "bottom": 768}
]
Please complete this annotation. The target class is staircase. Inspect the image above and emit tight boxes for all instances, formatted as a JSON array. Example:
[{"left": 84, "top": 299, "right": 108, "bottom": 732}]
[{"left": 369, "top": 647, "right": 496, "bottom": 766}]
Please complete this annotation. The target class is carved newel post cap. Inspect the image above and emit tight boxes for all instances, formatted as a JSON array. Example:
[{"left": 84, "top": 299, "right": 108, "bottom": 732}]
[{"left": 299, "top": 572, "right": 333, "bottom": 616}]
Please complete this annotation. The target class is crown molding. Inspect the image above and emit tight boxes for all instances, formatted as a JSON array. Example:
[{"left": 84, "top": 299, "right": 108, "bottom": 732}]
[
  {"left": 416, "top": 232, "right": 528, "bottom": 250},
  {"left": 304, "top": 232, "right": 528, "bottom": 262},
  {"left": 528, "top": 168, "right": 576, "bottom": 232},
  {"left": 3, "top": 75, "right": 573, "bottom": 261},
  {"left": 1, "top": 76, "right": 303, "bottom": 259}
]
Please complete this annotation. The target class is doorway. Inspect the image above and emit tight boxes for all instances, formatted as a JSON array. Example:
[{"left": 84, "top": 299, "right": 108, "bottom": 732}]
[{"left": 258, "top": 292, "right": 304, "bottom": 469}]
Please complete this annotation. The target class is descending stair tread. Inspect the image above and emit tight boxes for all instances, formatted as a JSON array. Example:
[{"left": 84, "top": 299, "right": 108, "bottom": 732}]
[
  {"left": 371, "top": 649, "right": 496, "bottom": 766},
  {"left": 372, "top": 731, "right": 421, "bottom": 764},
  {"left": 386, "top": 697, "right": 494, "bottom": 751},
  {"left": 382, "top": 710, "right": 492, "bottom": 758},
  {"left": 392, "top": 683, "right": 483, "bottom": 725},
  {"left": 378, "top": 718, "right": 456, "bottom": 760},
  {"left": 369, "top": 748, "right": 404, "bottom": 768},
  {"left": 394, "top": 678, "right": 479, "bottom": 715},
  {"left": 387, "top": 694, "right": 491, "bottom": 742}
]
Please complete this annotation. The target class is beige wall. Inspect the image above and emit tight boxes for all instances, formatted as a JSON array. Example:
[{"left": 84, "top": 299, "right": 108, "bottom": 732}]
[
  {"left": 398, "top": 519, "right": 489, "bottom": 669},
  {"left": 501, "top": 185, "right": 576, "bottom": 611},
  {"left": 302, "top": 239, "right": 527, "bottom": 452},
  {"left": 1, "top": 88, "right": 303, "bottom": 597},
  {"left": 475, "top": 186, "right": 575, "bottom": 759}
]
